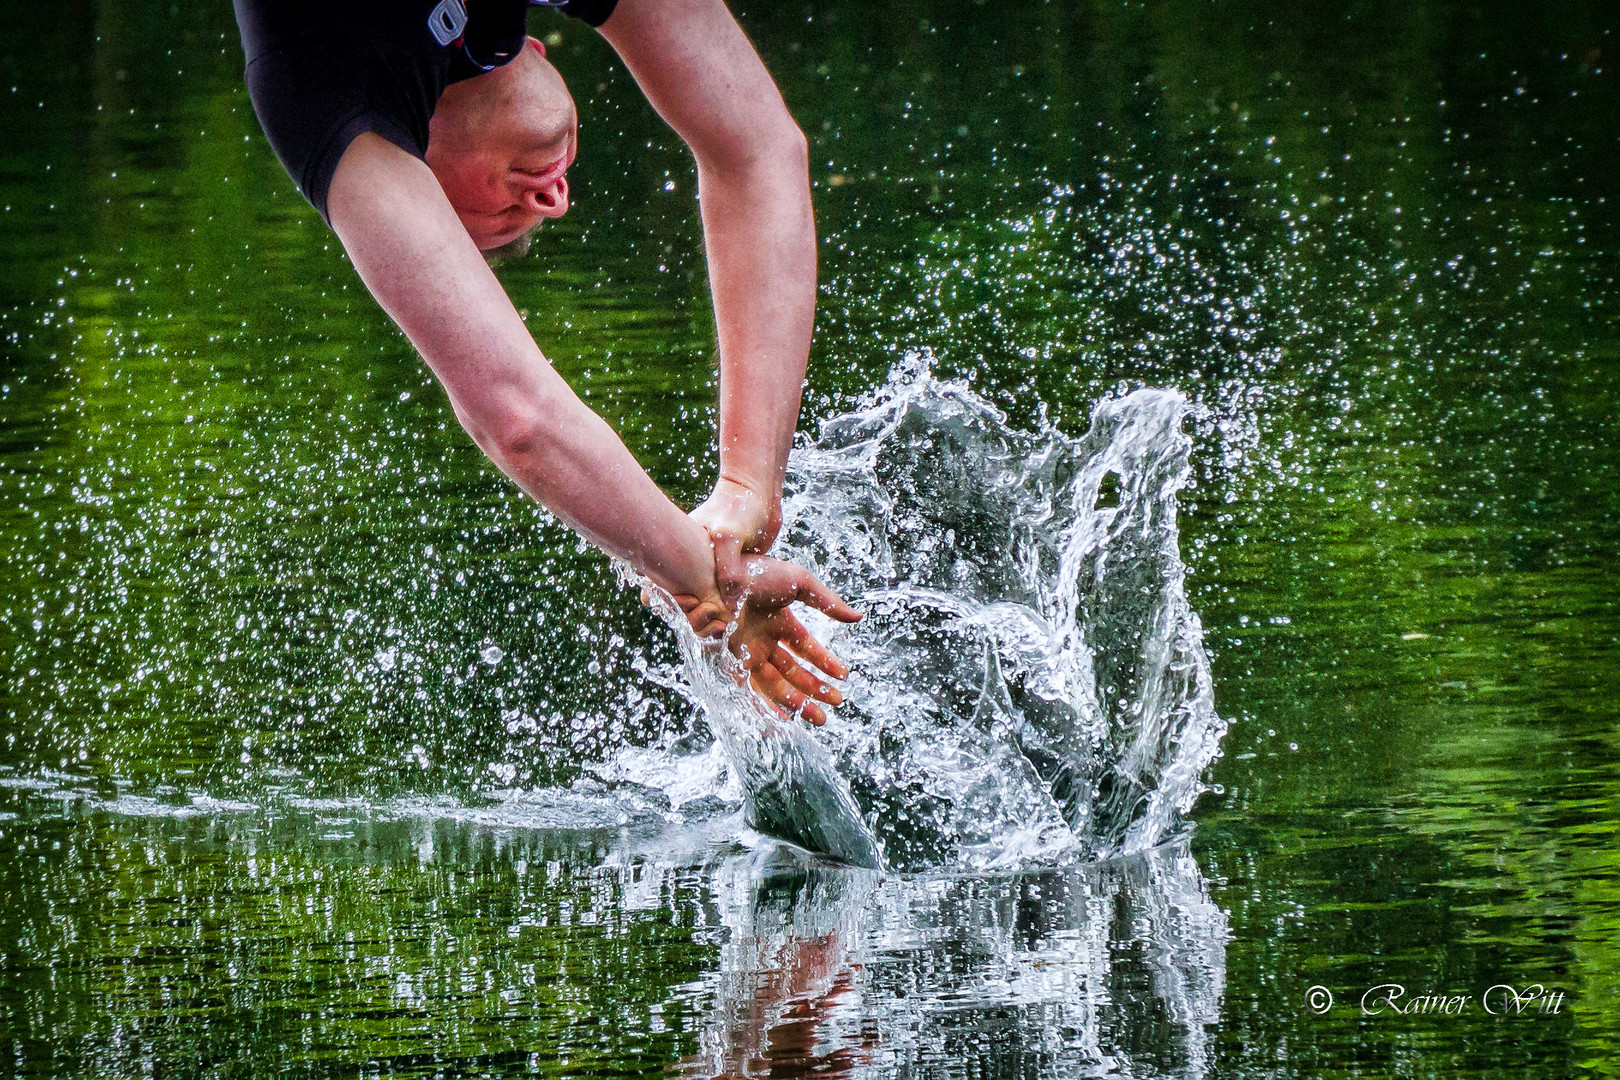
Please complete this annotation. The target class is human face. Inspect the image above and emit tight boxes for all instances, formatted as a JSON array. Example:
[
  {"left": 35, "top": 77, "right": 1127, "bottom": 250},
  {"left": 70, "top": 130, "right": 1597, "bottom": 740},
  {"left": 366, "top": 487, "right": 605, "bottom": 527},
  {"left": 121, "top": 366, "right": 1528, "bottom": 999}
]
[
  {"left": 433, "top": 118, "right": 575, "bottom": 251},
  {"left": 426, "top": 50, "right": 578, "bottom": 251}
]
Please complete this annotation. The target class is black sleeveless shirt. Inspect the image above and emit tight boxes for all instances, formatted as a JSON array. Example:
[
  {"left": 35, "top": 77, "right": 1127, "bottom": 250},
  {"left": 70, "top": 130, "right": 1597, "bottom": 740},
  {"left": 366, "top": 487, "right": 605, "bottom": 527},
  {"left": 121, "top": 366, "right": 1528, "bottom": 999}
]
[{"left": 234, "top": 0, "right": 616, "bottom": 223}]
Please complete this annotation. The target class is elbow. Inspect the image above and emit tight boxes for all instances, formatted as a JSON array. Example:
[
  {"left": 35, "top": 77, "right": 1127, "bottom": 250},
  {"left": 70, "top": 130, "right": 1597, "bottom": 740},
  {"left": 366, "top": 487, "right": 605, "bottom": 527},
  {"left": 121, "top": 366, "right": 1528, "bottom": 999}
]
[
  {"left": 772, "top": 117, "right": 809, "bottom": 175},
  {"left": 698, "top": 111, "right": 808, "bottom": 184},
  {"left": 489, "top": 418, "right": 545, "bottom": 473},
  {"left": 763, "top": 117, "right": 808, "bottom": 184},
  {"left": 465, "top": 402, "right": 553, "bottom": 478}
]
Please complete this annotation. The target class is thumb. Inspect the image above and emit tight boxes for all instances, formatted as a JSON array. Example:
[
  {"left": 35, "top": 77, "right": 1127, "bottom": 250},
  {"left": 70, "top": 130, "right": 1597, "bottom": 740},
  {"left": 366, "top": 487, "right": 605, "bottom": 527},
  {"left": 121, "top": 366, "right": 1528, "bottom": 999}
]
[{"left": 711, "top": 533, "right": 748, "bottom": 614}]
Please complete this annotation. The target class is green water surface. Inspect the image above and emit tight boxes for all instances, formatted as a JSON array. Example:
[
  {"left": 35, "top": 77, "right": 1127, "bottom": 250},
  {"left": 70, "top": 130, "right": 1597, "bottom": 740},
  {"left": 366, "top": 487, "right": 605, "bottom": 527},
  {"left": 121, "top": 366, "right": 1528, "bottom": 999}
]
[{"left": 0, "top": 0, "right": 1616, "bottom": 1076}]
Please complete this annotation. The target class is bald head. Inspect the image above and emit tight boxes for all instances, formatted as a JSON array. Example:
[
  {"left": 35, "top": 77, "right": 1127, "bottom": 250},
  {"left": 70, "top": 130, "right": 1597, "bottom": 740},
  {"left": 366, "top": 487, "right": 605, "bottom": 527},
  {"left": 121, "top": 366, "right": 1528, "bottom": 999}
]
[{"left": 426, "top": 40, "right": 578, "bottom": 251}]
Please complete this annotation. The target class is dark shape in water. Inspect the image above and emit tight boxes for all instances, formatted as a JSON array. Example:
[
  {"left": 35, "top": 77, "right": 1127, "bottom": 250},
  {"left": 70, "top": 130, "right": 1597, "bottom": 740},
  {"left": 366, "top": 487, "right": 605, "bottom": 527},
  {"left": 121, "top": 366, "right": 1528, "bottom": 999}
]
[{"left": 727, "top": 713, "right": 884, "bottom": 870}]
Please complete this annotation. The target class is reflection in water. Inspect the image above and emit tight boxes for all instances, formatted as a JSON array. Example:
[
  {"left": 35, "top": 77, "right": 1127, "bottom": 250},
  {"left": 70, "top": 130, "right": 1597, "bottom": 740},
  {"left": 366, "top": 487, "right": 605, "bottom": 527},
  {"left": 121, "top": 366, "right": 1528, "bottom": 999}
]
[
  {"left": 680, "top": 841, "right": 1226, "bottom": 1079},
  {"left": 679, "top": 849, "right": 880, "bottom": 1078},
  {"left": 0, "top": 803, "right": 1227, "bottom": 1076}
]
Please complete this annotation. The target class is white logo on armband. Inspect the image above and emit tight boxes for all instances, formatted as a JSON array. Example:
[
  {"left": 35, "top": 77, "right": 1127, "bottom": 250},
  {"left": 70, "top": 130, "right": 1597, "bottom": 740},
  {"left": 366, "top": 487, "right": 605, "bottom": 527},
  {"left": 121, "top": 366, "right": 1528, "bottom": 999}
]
[{"left": 427, "top": 0, "right": 469, "bottom": 46}]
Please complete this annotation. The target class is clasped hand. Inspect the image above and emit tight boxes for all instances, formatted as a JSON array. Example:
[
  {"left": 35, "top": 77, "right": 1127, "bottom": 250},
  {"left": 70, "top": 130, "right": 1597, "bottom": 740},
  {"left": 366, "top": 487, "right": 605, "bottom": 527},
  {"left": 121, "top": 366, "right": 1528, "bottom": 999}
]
[{"left": 679, "top": 481, "right": 860, "bottom": 725}]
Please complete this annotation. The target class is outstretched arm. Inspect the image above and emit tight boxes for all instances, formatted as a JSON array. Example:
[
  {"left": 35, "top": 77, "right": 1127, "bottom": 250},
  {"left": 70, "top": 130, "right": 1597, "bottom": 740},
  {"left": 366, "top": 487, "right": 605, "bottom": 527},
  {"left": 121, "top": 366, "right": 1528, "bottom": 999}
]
[
  {"left": 328, "top": 134, "right": 729, "bottom": 620},
  {"left": 599, "top": 0, "right": 816, "bottom": 608}
]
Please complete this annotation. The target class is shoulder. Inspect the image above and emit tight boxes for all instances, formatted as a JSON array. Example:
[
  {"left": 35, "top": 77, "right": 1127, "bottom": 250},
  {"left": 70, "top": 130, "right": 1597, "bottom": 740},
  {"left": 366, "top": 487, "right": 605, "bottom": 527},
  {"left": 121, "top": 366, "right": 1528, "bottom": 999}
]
[{"left": 240, "top": 22, "right": 444, "bottom": 222}]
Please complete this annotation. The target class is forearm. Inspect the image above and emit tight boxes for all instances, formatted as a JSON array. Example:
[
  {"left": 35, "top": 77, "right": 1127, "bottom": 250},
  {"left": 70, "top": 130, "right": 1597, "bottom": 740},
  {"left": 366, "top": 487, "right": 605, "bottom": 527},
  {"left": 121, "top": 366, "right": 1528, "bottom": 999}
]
[
  {"left": 328, "top": 134, "right": 719, "bottom": 601},
  {"left": 699, "top": 137, "right": 815, "bottom": 500},
  {"left": 461, "top": 377, "right": 718, "bottom": 597},
  {"left": 599, "top": 0, "right": 816, "bottom": 506}
]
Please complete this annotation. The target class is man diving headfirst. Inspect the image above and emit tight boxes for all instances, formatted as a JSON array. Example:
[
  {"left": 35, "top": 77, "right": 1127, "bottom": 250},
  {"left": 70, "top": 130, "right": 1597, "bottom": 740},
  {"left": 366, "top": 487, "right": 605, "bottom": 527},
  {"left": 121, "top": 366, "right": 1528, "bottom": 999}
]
[{"left": 232, "top": 0, "right": 858, "bottom": 722}]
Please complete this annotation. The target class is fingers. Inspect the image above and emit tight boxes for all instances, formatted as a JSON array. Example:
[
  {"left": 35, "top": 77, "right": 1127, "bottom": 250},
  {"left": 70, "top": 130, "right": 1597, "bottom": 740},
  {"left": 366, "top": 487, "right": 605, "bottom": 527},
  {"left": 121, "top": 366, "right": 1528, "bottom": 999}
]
[
  {"left": 750, "top": 663, "right": 827, "bottom": 726},
  {"left": 648, "top": 592, "right": 729, "bottom": 638},
  {"left": 682, "top": 597, "right": 730, "bottom": 638},
  {"left": 772, "top": 643, "right": 843, "bottom": 707},
  {"left": 647, "top": 590, "right": 700, "bottom": 614},
  {"left": 725, "top": 625, "right": 848, "bottom": 726},
  {"left": 777, "top": 615, "right": 851, "bottom": 681},
  {"left": 692, "top": 487, "right": 768, "bottom": 613}
]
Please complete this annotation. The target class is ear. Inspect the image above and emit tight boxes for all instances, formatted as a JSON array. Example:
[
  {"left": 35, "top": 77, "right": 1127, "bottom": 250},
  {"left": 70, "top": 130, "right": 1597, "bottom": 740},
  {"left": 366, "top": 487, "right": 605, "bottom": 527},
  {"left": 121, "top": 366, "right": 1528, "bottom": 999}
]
[{"left": 526, "top": 36, "right": 546, "bottom": 58}]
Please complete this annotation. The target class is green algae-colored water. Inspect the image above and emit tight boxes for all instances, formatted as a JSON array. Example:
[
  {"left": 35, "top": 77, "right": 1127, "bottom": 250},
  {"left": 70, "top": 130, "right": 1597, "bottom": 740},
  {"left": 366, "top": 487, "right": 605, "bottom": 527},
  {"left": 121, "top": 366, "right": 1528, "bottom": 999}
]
[{"left": 1, "top": 0, "right": 1617, "bottom": 1075}]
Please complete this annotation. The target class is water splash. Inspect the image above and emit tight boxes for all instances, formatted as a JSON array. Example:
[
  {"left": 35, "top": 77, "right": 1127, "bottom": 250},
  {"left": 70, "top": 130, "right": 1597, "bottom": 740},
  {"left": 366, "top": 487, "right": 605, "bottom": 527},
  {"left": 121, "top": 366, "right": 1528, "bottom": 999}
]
[
  {"left": 633, "top": 586, "right": 883, "bottom": 869},
  {"left": 2, "top": 358, "right": 1225, "bottom": 873},
  {"left": 637, "top": 361, "right": 1226, "bottom": 871}
]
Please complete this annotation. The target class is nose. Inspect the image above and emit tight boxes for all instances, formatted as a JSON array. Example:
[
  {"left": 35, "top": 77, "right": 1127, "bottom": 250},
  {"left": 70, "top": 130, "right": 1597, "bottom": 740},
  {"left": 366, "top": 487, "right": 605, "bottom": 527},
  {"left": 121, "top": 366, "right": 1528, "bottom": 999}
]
[{"left": 517, "top": 174, "right": 569, "bottom": 220}]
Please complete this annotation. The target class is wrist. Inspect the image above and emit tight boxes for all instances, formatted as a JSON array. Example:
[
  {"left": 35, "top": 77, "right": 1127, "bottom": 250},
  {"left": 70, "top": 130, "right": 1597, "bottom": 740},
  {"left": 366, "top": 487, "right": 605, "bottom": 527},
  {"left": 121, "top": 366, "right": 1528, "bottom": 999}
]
[
  {"left": 713, "top": 472, "right": 783, "bottom": 528},
  {"left": 641, "top": 515, "right": 720, "bottom": 599},
  {"left": 714, "top": 470, "right": 777, "bottom": 504}
]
